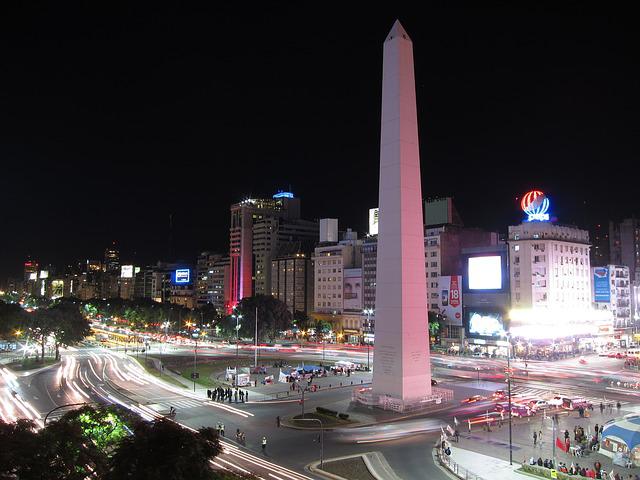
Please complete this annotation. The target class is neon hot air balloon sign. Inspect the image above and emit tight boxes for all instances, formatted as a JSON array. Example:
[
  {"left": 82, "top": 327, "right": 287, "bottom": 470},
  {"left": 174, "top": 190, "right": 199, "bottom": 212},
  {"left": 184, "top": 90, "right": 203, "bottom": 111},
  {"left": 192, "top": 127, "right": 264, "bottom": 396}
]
[{"left": 521, "top": 190, "right": 550, "bottom": 222}]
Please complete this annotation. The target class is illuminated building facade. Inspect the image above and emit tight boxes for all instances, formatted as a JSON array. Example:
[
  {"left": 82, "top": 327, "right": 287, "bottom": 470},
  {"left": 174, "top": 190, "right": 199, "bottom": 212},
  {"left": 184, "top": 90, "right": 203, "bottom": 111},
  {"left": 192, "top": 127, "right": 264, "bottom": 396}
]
[
  {"left": 610, "top": 218, "right": 640, "bottom": 283},
  {"left": 270, "top": 249, "right": 314, "bottom": 315},
  {"left": 104, "top": 243, "right": 119, "bottom": 273},
  {"left": 592, "top": 265, "right": 632, "bottom": 332},
  {"left": 229, "top": 192, "right": 317, "bottom": 306},
  {"left": 195, "top": 252, "right": 231, "bottom": 314},
  {"left": 508, "top": 222, "right": 591, "bottom": 311}
]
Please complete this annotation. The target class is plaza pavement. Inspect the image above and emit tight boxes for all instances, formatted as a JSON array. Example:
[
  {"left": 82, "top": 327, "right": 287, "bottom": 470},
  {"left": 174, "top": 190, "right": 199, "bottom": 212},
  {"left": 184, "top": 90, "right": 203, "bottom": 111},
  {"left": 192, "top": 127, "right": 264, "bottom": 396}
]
[{"left": 447, "top": 401, "right": 640, "bottom": 479}]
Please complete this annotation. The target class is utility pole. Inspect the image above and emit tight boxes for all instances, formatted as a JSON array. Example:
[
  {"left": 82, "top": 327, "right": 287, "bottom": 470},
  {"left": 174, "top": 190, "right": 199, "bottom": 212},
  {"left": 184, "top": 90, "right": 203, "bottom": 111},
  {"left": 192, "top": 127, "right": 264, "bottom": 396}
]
[{"left": 193, "top": 336, "right": 198, "bottom": 392}]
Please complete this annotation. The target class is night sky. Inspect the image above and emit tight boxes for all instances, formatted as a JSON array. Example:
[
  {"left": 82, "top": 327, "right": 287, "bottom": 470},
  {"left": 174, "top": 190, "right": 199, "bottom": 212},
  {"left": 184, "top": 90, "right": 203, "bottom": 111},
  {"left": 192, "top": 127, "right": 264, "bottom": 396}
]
[{"left": 1, "top": 4, "right": 638, "bottom": 279}]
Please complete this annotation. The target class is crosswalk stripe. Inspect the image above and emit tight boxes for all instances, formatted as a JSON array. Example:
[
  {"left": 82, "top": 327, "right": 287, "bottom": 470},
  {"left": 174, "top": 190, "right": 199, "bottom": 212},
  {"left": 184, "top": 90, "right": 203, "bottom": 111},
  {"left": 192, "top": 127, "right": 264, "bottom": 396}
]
[{"left": 509, "top": 386, "right": 628, "bottom": 406}]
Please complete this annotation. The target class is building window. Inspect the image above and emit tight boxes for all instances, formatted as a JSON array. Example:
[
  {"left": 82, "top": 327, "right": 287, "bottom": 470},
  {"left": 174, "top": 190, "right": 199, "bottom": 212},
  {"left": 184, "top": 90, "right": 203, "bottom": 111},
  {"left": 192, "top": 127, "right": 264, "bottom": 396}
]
[{"left": 514, "top": 245, "right": 520, "bottom": 252}]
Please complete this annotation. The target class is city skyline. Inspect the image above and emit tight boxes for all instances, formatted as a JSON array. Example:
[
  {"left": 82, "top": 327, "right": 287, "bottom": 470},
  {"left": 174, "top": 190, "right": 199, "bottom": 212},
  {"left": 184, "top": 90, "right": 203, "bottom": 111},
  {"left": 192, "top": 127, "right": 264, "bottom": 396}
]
[{"left": 2, "top": 5, "right": 638, "bottom": 278}]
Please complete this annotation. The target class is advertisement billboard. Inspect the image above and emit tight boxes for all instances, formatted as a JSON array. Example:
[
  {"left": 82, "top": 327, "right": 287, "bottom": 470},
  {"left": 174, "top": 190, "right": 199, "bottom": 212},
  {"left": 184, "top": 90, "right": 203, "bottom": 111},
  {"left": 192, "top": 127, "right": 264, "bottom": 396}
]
[
  {"left": 172, "top": 268, "right": 191, "bottom": 285},
  {"left": 468, "top": 256, "right": 502, "bottom": 290},
  {"left": 593, "top": 267, "right": 610, "bottom": 303},
  {"left": 121, "top": 265, "right": 134, "bottom": 278},
  {"left": 368, "top": 208, "right": 379, "bottom": 236},
  {"left": 343, "top": 268, "right": 362, "bottom": 311},
  {"left": 39, "top": 270, "right": 49, "bottom": 279},
  {"left": 466, "top": 309, "right": 507, "bottom": 339},
  {"left": 29, "top": 272, "right": 37, "bottom": 281},
  {"left": 438, "top": 275, "right": 463, "bottom": 326}
]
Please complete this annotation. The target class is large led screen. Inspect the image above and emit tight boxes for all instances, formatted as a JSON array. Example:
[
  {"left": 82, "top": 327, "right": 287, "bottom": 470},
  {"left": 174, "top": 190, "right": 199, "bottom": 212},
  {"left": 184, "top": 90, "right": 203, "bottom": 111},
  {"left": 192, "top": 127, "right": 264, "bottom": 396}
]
[
  {"left": 467, "top": 310, "right": 506, "bottom": 338},
  {"left": 468, "top": 256, "right": 502, "bottom": 290}
]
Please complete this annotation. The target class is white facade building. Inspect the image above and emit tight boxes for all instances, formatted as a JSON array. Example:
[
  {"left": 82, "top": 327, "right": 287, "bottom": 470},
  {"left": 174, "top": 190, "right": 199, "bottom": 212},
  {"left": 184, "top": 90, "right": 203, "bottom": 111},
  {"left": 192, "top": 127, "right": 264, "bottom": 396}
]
[
  {"left": 508, "top": 222, "right": 592, "bottom": 311},
  {"left": 313, "top": 229, "right": 361, "bottom": 314}
]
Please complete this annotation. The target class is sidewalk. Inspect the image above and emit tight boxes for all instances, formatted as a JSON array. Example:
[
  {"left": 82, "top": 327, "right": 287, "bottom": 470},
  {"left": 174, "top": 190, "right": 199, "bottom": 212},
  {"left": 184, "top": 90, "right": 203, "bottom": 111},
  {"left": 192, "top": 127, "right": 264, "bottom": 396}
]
[{"left": 439, "top": 445, "right": 519, "bottom": 480}]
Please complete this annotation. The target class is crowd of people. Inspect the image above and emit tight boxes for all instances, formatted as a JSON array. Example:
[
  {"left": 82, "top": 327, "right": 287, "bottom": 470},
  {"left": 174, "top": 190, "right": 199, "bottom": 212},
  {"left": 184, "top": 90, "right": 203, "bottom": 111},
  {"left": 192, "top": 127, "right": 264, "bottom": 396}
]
[
  {"left": 207, "top": 387, "right": 248, "bottom": 403},
  {"left": 529, "top": 457, "right": 638, "bottom": 480}
]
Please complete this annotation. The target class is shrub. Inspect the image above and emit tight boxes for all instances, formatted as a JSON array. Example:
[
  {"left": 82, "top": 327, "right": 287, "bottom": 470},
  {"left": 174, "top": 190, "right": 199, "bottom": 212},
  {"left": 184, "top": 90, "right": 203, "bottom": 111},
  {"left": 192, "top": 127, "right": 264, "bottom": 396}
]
[
  {"left": 338, "top": 413, "right": 349, "bottom": 420},
  {"left": 316, "top": 407, "right": 338, "bottom": 416}
]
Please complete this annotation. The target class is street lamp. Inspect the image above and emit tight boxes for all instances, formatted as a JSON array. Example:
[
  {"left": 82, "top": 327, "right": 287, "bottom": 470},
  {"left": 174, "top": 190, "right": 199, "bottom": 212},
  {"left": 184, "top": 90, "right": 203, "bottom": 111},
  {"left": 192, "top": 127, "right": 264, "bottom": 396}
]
[
  {"left": 295, "top": 417, "right": 324, "bottom": 468},
  {"left": 160, "top": 321, "right": 170, "bottom": 376},
  {"left": 506, "top": 333, "right": 513, "bottom": 466},
  {"left": 231, "top": 311, "right": 242, "bottom": 386}
]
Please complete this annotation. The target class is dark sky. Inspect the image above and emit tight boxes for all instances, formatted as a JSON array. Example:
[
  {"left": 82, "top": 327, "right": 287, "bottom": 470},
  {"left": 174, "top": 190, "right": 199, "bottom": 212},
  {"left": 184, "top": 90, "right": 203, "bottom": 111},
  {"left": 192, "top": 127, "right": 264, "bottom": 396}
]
[{"left": 1, "top": 3, "right": 638, "bottom": 279}]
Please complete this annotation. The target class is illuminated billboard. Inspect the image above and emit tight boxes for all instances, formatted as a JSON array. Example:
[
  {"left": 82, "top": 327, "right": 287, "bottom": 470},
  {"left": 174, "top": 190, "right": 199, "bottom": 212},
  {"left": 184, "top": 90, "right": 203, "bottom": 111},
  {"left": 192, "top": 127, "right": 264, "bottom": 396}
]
[
  {"left": 343, "top": 268, "right": 362, "bottom": 311},
  {"left": 593, "top": 267, "right": 611, "bottom": 303},
  {"left": 29, "top": 272, "right": 37, "bottom": 281},
  {"left": 51, "top": 280, "right": 64, "bottom": 299},
  {"left": 172, "top": 268, "right": 191, "bottom": 285},
  {"left": 468, "top": 256, "right": 502, "bottom": 290},
  {"left": 368, "top": 208, "right": 379, "bottom": 236},
  {"left": 39, "top": 270, "right": 49, "bottom": 279},
  {"left": 466, "top": 309, "right": 506, "bottom": 338},
  {"left": 438, "top": 275, "right": 462, "bottom": 326},
  {"left": 121, "top": 265, "right": 134, "bottom": 278}
]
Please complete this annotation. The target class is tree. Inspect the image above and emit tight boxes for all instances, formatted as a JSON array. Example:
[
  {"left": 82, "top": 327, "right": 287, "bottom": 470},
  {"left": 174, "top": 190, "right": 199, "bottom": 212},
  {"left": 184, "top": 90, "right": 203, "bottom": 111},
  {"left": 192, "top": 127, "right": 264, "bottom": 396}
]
[
  {"left": 30, "top": 302, "right": 90, "bottom": 360},
  {"left": 0, "top": 300, "right": 28, "bottom": 338},
  {"left": 232, "top": 295, "right": 293, "bottom": 342},
  {"left": 106, "top": 419, "right": 222, "bottom": 480}
]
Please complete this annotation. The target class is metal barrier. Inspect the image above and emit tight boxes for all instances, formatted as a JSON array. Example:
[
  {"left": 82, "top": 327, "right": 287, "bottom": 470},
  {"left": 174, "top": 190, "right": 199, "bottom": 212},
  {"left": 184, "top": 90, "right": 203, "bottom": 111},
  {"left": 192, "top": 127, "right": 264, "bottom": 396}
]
[{"left": 435, "top": 447, "right": 487, "bottom": 480}]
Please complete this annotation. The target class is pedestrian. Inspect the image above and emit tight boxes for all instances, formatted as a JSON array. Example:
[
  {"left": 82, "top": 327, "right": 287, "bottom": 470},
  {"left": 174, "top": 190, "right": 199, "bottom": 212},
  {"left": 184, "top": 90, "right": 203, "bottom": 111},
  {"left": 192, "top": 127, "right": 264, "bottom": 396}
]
[
  {"left": 220, "top": 423, "right": 225, "bottom": 437},
  {"left": 538, "top": 430, "right": 543, "bottom": 447},
  {"left": 234, "top": 390, "right": 238, "bottom": 403},
  {"left": 207, "top": 389, "right": 211, "bottom": 399},
  {"left": 276, "top": 415, "right": 280, "bottom": 428},
  {"left": 617, "top": 401, "right": 621, "bottom": 412},
  {"left": 245, "top": 391, "right": 248, "bottom": 401},
  {"left": 468, "top": 419, "right": 472, "bottom": 433},
  {"left": 262, "top": 435, "right": 267, "bottom": 452},
  {"left": 533, "top": 430, "right": 538, "bottom": 446},
  {"left": 216, "top": 422, "right": 221, "bottom": 434},
  {"left": 565, "top": 429, "right": 570, "bottom": 440},
  {"left": 454, "top": 429, "right": 459, "bottom": 442}
]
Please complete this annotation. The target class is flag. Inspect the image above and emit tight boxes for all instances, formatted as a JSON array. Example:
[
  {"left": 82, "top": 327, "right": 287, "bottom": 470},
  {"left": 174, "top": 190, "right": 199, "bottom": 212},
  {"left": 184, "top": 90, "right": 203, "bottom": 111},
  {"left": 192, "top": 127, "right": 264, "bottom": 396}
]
[
  {"left": 556, "top": 437, "right": 567, "bottom": 452},
  {"left": 454, "top": 416, "right": 459, "bottom": 426},
  {"left": 447, "top": 424, "right": 455, "bottom": 435}
]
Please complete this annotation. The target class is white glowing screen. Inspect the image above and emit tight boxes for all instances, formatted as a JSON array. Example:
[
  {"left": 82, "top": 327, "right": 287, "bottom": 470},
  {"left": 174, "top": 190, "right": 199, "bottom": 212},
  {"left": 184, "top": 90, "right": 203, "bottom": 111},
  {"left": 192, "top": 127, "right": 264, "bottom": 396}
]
[{"left": 468, "top": 256, "right": 502, "bottom": 290}]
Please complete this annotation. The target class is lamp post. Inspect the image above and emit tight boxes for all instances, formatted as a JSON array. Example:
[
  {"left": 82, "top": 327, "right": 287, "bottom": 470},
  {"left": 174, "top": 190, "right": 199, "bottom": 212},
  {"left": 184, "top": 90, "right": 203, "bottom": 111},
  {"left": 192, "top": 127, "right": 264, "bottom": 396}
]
[
  {"left": 506, "top": 333, "right": 513, "bottom": 466},
  {"left": 295, "top": 417, "right": 324, "bottom": 468},
  {"left": 193, "top": 332, "right": 198, "bottom": 393},
  {"left": 160, "top": 321, "right": 170, "bottom": 376}
]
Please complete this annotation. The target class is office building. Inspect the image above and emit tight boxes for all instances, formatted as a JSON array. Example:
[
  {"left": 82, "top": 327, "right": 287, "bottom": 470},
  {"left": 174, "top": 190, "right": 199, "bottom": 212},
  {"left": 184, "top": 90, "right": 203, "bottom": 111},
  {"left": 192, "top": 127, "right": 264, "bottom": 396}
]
[
  {"left": 104, "top": 243, "right": 120, "bottom": 273},
  {"left": 270, "top": 247, "right": 314, "bottom": 315},
  {"left": 229, "top": 191, "right": 318, "bottom": 306},
  {"left": 195, "top": 252, "right": 231, "bottom": 313}
]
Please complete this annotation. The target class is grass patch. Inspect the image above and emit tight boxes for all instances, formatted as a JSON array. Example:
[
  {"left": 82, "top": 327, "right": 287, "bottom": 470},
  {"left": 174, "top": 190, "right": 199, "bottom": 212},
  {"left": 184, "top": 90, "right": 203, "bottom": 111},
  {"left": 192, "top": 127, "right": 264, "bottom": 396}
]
[
  {"left": 131, "top": 357, "right": 188, "bottom": 389},
  {"left": 7, "top": 356, "right": 59, "bottom": 371},
  {"left": 321, "top": 457, "right": 375, "bottom": 480},
  {"left": 179, "top": 363, "right": 230, "bottom": 388},
  {"left": 291, "top": 412, "right": 353, "bottom": 428}
]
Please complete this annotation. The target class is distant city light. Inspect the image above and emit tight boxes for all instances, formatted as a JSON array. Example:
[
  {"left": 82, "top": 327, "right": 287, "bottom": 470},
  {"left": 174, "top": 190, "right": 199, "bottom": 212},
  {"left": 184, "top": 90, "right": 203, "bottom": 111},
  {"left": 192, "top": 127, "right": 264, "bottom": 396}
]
[{"left": 273, "top": 191, "right": 294, "bottom": 199}]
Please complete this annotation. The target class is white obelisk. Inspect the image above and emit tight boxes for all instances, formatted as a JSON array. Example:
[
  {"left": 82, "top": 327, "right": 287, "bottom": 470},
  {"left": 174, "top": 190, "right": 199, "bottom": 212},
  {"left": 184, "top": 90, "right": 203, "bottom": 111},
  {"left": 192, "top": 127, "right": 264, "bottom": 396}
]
[{"left": 372, "top": 20, "right": 432, "bottom": 407}]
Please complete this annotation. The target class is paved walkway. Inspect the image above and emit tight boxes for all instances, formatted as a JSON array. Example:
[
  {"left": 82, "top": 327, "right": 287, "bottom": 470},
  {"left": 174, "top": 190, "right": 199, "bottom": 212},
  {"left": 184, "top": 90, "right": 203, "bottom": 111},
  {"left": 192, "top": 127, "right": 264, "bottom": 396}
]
[{"left": 442, "top": 445, "right": 519, "bottom": 480}]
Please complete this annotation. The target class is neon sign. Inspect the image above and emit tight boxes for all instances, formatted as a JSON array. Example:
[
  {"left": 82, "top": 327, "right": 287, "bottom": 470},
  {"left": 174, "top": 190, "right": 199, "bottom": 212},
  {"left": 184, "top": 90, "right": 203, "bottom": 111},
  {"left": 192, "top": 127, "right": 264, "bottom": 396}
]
[
  {"left": 174, "top": 269, "right": 191, "bottom": 284},
  {"left": 521, "top": 190, "right": 550, "bottom": 222},
  {"left": 273, "top": 191, "right": 294, "bottom": 199}
]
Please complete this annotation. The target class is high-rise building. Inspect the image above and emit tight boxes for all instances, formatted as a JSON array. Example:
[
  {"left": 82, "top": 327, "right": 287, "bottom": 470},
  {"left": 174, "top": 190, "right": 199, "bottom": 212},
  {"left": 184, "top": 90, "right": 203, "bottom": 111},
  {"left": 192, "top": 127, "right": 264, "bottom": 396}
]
[
  {"left": 104, "top": 243, "right": 120, "bottom": 273},
  {"left": 610, "top": 218, "right": 640, "bottom": 283},
  {"left": 195, "top": 252, "right": 231, "bottom": 313},
  {"left": 23, "top": 260, "right": 38, "bottom": 295},
  {"left": 229, "top": 192, "right": 318, "bottom": 306},
  {"left": 134, "top": 267, "right": 154, "bottom": 299},
  {"left": 270, "top": 246, "right": 314, "bottom": 315},
  {"left": 424, "top": 197, "right": 463, "bottom": 227},
  {"left": 591, "top": 223, "right": 610, "bottom": 267}
]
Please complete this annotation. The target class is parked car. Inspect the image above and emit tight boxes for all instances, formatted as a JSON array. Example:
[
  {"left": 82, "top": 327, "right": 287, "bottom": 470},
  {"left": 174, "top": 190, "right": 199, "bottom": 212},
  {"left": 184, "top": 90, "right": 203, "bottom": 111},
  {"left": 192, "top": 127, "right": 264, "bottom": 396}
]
[
  {"left": 548, "top": 395, "right": 568, "bottom": 407},
  {"left": 562, "top": 397, "right": 592, "bottom": 410},
  {"left": 431, "top": 379, "right": 438, "bottom": 386}
]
